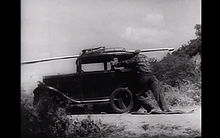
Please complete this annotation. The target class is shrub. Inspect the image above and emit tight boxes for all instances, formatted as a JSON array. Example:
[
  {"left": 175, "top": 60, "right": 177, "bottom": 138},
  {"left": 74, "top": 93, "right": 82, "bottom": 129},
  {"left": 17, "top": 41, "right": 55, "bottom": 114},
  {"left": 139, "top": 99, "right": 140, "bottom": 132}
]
[
  {"left": 150, "top": 24, "right": 201, "bottom": 87},
  {"left": 151, "top": 54, "right": 201, "bottom": 87},
  {"left": 21, "top": 92, "right": 126, "bottom": 138},
  {"left": 143, "top": 80, "right": 201, "bottom": 108},
  {"left": 162, "top": 81, "right": 201, "bottom": 106},
  {"left": 21, "top": 92, "right": 68, "bottom": 138},
  {"left": 66, "top": 115, "right": 104, "bottom": 138},
  {"left": 147, "top": 25, "right": 202, "bottom": 107},
  {"left": 66, "top": 115, "right": 126, "bottom": 138},
  {"left": 21, "top": 101, "right": 40, "bottom": 138}
]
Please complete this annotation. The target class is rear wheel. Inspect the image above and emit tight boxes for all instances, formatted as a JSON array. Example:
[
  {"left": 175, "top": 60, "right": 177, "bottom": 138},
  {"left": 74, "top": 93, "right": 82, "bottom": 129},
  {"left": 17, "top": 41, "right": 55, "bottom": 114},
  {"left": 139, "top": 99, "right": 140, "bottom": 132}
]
[{"left": 110, "top": 88, "right": 133, "bottom": 113}]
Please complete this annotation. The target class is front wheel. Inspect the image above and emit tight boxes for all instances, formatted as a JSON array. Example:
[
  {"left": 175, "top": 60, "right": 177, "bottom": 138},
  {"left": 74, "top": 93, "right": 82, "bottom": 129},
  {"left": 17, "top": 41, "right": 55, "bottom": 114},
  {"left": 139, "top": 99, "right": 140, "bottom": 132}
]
[
  {"left": 33, "top": 88, "right": 58, "bottom": 117},
  {"left": 110, "top": 88, "right": 134, "bottom": 113}
]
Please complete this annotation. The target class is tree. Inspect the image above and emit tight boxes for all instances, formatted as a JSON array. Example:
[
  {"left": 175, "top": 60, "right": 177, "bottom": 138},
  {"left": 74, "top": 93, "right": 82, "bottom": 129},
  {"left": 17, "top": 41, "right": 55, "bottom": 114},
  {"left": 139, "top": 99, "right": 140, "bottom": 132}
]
[
  {"left": 194, "top": 24, "right": 201, "bottom": 38},
  {"left": 151, "top": 24, "right": 201, "bottom": 86}
]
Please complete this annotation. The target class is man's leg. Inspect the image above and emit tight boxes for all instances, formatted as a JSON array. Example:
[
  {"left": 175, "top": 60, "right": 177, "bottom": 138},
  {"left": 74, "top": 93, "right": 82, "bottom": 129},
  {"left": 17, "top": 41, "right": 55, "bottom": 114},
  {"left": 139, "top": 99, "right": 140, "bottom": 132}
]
[
  {"left": 149, "top": 76, "right": 171, "bottom": 112},
  {"left": 136, "top": 95, "right": 154, "bottom": 112},
  {"left": 135, "top": 74, "right": 157, "bottom": 112}
]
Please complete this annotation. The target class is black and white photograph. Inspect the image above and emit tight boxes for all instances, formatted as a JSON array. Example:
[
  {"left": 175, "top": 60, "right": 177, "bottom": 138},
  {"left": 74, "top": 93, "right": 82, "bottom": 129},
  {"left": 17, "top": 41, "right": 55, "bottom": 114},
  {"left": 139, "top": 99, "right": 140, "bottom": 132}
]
[{"left": 21, "top": 0, "right": 201, "bottom": 137}]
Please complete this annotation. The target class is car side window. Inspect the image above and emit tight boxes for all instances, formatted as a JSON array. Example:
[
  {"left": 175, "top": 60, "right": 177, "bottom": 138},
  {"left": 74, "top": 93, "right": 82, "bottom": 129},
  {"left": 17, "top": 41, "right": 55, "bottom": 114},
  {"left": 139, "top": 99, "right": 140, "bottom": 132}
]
[
  {"left": 81, "top": 62, "right": 116, "bottom": 72},
  {"left": 81, "top": 63, "right": 105, "bottom": 72}
]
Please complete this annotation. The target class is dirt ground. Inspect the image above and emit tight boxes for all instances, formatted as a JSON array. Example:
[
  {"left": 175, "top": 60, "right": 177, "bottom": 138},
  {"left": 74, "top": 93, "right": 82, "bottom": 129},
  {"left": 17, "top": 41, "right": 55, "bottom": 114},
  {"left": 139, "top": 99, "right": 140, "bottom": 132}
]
[{"left": 68, "top": 105, "right": 201, "bottom": 137}]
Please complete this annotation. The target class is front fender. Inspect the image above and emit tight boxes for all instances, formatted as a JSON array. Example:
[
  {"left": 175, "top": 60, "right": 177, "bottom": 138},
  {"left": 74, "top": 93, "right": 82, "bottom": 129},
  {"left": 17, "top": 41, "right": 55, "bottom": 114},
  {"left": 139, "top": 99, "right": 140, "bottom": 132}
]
[{"left": 34, "top": 81, "right": 81, "bottom": 104}]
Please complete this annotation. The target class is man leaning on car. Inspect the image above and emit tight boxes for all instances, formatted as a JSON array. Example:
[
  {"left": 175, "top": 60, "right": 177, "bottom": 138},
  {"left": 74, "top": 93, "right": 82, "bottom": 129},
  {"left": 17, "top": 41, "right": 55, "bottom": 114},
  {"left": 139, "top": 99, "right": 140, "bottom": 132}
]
[{"left": 111, "top": 49, "right": 171, "bottom": 113}]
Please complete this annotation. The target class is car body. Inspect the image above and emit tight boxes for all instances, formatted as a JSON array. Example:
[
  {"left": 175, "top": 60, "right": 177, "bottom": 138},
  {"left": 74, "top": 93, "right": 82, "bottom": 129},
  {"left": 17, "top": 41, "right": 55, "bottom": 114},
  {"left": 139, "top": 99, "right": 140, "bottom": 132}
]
[{"left": 33, "top": 47, "right": 141, "bottom": 113}]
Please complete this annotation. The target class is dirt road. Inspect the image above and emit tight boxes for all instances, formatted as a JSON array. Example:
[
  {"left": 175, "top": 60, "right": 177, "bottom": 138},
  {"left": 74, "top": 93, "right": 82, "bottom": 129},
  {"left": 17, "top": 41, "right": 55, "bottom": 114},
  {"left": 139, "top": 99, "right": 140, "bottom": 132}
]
[{"left": 69, "top": 105, "right": 201, "bottom": 137}]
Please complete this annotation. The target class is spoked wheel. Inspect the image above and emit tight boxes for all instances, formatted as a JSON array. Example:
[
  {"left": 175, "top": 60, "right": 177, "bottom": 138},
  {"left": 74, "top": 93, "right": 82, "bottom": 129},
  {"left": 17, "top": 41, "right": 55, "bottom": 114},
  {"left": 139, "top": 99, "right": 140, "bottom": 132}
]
[{"left": 110, "top": 88, "right": 134, "bottom": 113}]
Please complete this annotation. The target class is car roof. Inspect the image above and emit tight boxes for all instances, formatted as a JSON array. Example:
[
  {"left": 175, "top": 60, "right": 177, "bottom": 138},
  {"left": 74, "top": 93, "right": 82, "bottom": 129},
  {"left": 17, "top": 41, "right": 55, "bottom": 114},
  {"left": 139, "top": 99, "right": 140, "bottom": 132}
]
[{"left": 77, "top": 51, "right": 136, "bottom": 64}]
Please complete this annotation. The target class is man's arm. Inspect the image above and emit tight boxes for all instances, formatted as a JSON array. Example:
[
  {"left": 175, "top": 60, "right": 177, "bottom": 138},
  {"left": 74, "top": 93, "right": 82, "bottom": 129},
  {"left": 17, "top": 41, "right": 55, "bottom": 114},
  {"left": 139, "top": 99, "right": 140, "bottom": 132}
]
[{"left": 114, "top": 56, "right": 138, "bottom": 67}]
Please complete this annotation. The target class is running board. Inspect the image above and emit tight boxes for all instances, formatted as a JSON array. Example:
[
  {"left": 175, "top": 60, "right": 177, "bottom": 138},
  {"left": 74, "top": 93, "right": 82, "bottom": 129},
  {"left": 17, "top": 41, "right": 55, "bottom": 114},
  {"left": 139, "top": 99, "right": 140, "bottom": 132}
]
[
  {"left": 47, "top": 86, "right": 110, "bottom": 104},
  {"left": 38, "top": 82, "right": 110, "bottom": 104},
  {"left": 79, "top": 99, "right": 110, "bottom": 104}
]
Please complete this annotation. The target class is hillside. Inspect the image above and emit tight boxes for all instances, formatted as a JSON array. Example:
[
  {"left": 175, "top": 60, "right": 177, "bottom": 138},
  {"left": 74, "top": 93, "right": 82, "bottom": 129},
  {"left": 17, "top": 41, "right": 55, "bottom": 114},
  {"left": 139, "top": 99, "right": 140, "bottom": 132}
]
[
  {"left": 151, "top": 24, "right": 201, "bottom": 87},
  {"left": 146, "top": 24, "right": 201, "bottom": 107}
]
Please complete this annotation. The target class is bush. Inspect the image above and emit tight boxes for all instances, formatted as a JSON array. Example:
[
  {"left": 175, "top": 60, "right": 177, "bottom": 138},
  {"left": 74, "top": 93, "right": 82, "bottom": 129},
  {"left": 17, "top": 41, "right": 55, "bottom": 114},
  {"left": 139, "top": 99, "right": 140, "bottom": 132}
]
[
  {"left": 21, "top": 92, "right": 68, "bottom": 138},
  {"left": 21, "top": 101, "right": 40, "bottom": 138},
  {"left": 66, "top": 115, "right": 104, "bottom": 138},
  {"left": 147, "top": 25, "right": 202, "bottom": 107},
  {"left": 66, "top": 115, "right": 126, "bottom": 138},
  {"left": 21, "top": 92, "right": 126, "bottom": 138},
  {"left": 151, "top": 54, "right": 201, "bottom": 87},
  {"left": 150, "top": 24, "right": 201, "bottom": 87},
  {"left": 162, "top": 81, "right": 201, "bottom": 107}
]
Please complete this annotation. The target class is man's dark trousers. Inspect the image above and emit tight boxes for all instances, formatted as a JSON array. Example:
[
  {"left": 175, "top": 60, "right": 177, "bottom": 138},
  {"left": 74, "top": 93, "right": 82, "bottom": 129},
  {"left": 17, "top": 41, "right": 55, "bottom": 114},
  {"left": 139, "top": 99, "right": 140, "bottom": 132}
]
[{"left": 135, "top": 73, "right": 169, "bottom": 112}]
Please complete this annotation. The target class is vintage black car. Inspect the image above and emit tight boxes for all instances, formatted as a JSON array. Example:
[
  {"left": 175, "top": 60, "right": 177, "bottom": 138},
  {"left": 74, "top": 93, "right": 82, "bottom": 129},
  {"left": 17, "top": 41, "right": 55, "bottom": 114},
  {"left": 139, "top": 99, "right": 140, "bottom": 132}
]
[
  {"left": 33, "top": 47, "right": 143, "bottom": 114},
  {"left": 32, "top": 47, "right": 173, "bottom": 114}
]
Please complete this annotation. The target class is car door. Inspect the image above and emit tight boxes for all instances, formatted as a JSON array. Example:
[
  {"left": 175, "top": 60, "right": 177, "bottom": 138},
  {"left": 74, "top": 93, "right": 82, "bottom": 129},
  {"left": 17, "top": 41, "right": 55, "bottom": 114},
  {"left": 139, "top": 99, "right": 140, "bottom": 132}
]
[{"left": 81, "top": 71, "right": 117, "bottom": 100}]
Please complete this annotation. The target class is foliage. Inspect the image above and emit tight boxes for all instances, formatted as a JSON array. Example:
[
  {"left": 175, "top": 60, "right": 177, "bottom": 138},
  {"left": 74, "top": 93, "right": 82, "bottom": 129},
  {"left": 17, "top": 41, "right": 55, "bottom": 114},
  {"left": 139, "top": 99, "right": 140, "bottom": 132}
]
[
  {"left": 66, "top": 115, "right": 104, "bottom": 138},
  {"left": 21, "top": 98, "right": 40, "bottom": 138},
  {"left": 21, "top": 92, "right": 69, "bottom": 138},
  {"left": 143, "top": 80, "right": 200, "bottom": 108},
  {"left": 21, "top": 92, "right": 125, "bottom": 138},
  {"left": 150, "top": 24, "right": 201, "bottom": 87},
  {"left": 140, "top": 124, "right": 201, "bottom": 138},
  {"left": 163, "top": 81, "right": 201, "bottom": 106},
  {"left": 146, "top": 25, "right": 202, "bottom": 107}
]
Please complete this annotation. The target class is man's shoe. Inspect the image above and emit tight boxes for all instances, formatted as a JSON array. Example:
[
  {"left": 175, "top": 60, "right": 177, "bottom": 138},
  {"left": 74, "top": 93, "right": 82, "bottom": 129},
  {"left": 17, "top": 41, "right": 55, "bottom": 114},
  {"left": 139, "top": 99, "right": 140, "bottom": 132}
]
[
  {"left": 163, "top": 109, "right": 172, "bottom": 112},
  {"left": 148, "top": 109, "right": 163, "bottom": 114}
]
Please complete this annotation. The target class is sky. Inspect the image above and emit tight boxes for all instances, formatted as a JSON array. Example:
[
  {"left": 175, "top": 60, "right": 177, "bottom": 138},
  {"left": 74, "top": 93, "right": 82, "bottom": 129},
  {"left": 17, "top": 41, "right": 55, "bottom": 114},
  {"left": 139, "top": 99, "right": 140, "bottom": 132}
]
[{"left": 21, "top": 0, "right": 201, "bottom": 93}]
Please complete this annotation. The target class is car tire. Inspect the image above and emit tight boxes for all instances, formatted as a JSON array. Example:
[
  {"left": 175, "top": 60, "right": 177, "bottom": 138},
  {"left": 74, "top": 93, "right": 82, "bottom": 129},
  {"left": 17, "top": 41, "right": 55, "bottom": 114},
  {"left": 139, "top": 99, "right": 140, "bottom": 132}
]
[{"left": 110, "top": 88, "right": 134, "bottom": 113}]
